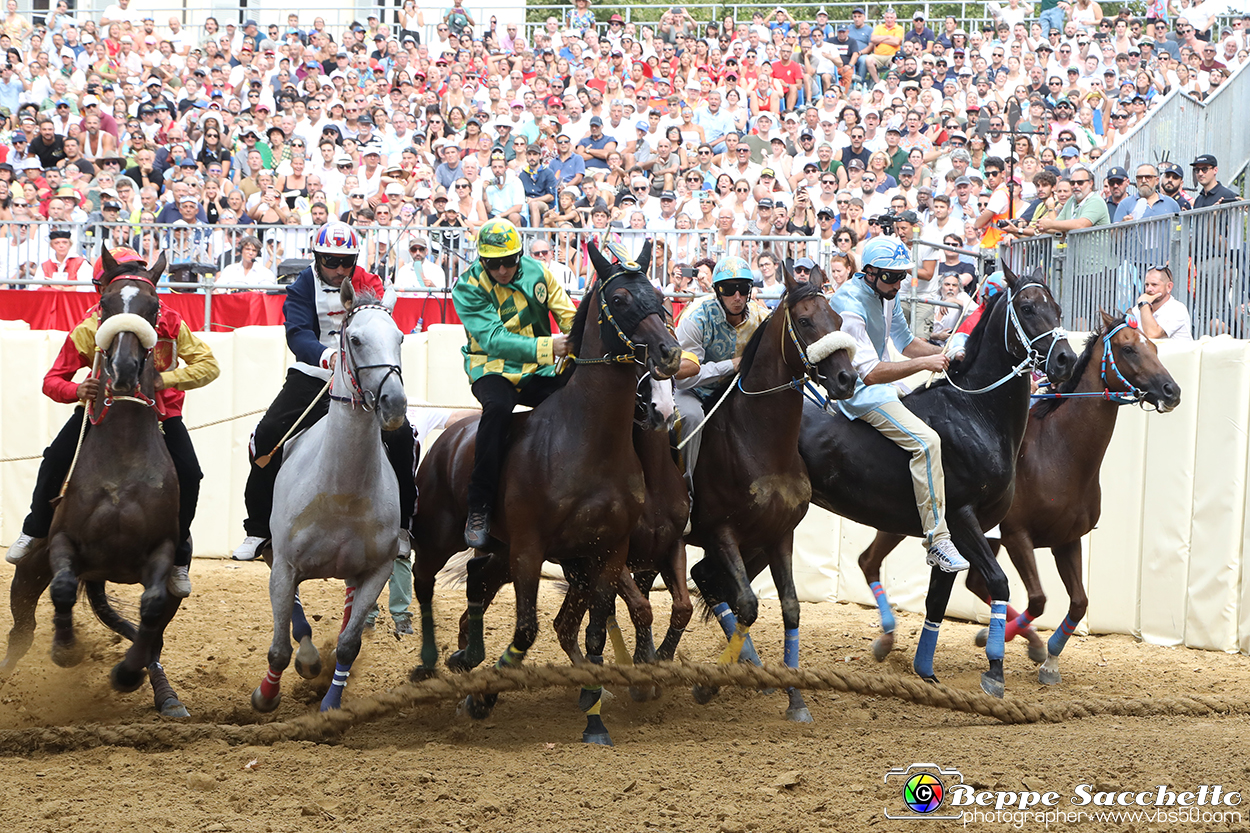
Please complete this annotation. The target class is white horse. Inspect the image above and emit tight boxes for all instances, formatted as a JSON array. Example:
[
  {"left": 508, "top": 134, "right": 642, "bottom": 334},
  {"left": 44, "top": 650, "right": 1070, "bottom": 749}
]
[{"left": 251, "top": 279, "right": 407, "bottom": 713}]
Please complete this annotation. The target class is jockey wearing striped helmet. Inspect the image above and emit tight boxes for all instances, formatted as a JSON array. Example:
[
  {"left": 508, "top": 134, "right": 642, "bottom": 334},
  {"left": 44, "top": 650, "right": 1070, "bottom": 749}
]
[
  {"left": 830, "top": 235, "right": 970, "bottom": 574},
  {"left": 231, "top": 221, "right": 417, "bottom": 562}
]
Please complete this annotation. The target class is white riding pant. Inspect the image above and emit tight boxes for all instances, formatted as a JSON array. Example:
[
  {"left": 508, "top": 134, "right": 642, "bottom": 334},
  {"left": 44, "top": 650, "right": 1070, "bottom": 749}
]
[{"left": 859, "top": 400, "right": 951, "bottom": 546}]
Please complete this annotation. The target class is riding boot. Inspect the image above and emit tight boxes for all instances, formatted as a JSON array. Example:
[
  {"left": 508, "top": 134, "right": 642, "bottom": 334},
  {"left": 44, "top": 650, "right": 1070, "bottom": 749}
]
[{"left": 466, "top": 375, "right": 521, "bottom": 548}]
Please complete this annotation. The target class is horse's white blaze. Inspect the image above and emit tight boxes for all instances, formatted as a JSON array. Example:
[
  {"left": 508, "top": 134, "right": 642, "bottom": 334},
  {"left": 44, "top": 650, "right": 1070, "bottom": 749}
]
[
  {"left": 95, "top": 313, "right": 158, "bottom": 350},
  {"left": 806, "top": 331, "right": 857, "bottom": 363},
  {"left": 120, "top": 285, "right": 139, "bottom": 313}
]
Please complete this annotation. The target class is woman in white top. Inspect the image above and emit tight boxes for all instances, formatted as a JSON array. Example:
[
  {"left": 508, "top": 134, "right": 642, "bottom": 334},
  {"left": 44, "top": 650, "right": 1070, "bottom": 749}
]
[
  {"left": 397, "top": 0, "right": 424, "bottom": 45},
  {"left": 216, "top": 235, "right": 277, "bottom": 291},
  {"left": 1070, "top": 0, "right": 1101, "bottom": 32}
]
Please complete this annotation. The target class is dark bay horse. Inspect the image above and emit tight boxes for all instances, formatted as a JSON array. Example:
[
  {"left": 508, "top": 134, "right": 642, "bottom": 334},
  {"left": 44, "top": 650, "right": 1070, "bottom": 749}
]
[
  {"left": 1, "top": 251, "right": 189, "bottom": 716},
  {"left": 860, "top": 312, "right": 1180, "bottom": 684},
  {"left": 410, "top": 242, "right": 681, "bottom": 745},
  {"left": 686, "top": 267, "right": 858, "bottom": 722},
  {"left": 799, "top": 267, "right": 1076, "bottom": 698}
]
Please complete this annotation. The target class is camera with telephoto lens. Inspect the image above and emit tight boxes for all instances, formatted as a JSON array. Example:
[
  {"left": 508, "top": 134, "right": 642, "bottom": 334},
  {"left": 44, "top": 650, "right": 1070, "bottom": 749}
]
[{"left": 874, "top": 211, "right": 900, "bottom": 236}]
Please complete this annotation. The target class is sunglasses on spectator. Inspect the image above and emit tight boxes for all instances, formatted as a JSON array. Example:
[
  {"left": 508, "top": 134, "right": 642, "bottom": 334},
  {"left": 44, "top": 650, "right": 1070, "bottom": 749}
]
[
  {"left": 455, "top": 183, "right": 469, "bottom": 189},
  {"left": 862, "top": 176, "right": 876, "bottom": 183},
  {"left": 531, "top": 248, "right": 551, "bottom": 256},
  {"left": 1194, "top": 165, "right": 1213, "bottom": 172},
  {"left": 1072, "top": 177, "right": 1092, "bottom": 185}
]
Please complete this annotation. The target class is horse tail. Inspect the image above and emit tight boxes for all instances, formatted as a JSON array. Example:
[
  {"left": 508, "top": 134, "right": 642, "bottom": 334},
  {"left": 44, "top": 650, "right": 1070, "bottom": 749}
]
[
  {"left": 84, "top": 581, "right": 138, "bottom": 642},
  {"left": 435, "top": 550, "right": 476, "bottom": 588}
]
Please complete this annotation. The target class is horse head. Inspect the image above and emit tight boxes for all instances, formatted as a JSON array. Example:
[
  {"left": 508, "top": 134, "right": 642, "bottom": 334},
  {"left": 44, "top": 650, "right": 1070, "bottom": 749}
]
[
  {"left": 339, "top": 279, "right": 407, "bottom": 430},
  {"left": 585, "top": 240, "right": 682, "bottom": 380},
  {"left": 96, "top": 279, "right": 161, "bottom": 398},
  {"left": 781, "top": 263, "right": 857, "bottom": 402},
  {"left": 1001, "top": 263, "right": 1076, "bottom": 384},
  {"left": 1101, "top": 311, "right": 1182, "bottom": 412},
  {"left": 98, "top": 247, "right": 166, "bottom": 292}
]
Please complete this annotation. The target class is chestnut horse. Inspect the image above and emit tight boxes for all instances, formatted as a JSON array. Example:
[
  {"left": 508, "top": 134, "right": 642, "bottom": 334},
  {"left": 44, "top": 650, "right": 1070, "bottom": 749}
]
[
  {"left": 858, "top": 312, "right": 1180, "bottom": 685},
  {"left": 1, "top": 251, "right": 190, "bottom": 716},
  {"left": 409, "top": 242, "right": 681, "bottom": 745},
  {"left": 685, "top": 266, "right": 858, "bottom": 722}
]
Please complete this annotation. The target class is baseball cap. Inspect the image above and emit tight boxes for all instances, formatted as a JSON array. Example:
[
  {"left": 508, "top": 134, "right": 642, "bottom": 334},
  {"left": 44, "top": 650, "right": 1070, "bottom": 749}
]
[
  {"left": 848, "top": 159, "right": 865, "bottom": 170},
  {"left": 760, "top": 167, "right": 776, "bottom": 178},
  {"left": 817, "top": 206, "right": 835, "bottom": 217},
  {"left": 1159, "top": 161, "right": 1184, "bottom": 177},
  {"left": 1061, "top": 146, "right": 1080, "bottom": 158},
  {"left": 795, "top": 257, "right": 817, "bottom": 270},
  {"left": 1105, "top": 166, "right": 1128, "bottom": 182},
  {"left": 1191, "top": 153, "right": 1218, "bottom": 167},
  {"left": 660, "top": 190, "right": 676, "bottom": 200},
  {"left": 357, "top": 113, "right": 374, "bottom": 125},
  {"left": 900, "top": 164, "right": 915, "bottom": 176},
  {"left": 757, "top": 197, "right": 774, "bottom": 210},
  {"left": 385, "top": 182, "right": 405, "bottom": 196},
  {"left": 178, "top": 157, "right": 198, "bottom": 167},
  {"left": 955, "top": 175, "right": 973, "bottom": 186},
  {"left": 589, "top": 116, "right": 603, "bottom": 127},
  {"left": 178, "top": 194, "right": 198, "bottom": 204},
  {"left": 912, "top": 10, "right": 925, "bottom": 19}
]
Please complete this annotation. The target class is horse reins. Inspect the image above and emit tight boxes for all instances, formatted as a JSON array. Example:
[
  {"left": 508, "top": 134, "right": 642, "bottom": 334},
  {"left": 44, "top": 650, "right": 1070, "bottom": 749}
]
[{"left": 572, "top": 273, "right": 652, "bottom": 367}]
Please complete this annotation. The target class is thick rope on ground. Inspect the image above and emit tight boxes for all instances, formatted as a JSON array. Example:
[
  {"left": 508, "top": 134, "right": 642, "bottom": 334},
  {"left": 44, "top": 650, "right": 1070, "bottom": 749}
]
[{"left": 3, "top": 660, "right": 1250, "bottom": 756}]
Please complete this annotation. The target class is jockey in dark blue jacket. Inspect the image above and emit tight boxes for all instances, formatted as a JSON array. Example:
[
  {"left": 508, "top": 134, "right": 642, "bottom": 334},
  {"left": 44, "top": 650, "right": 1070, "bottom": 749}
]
[{"left": 232, "top": 221, "right": 416, "bottom": 561}]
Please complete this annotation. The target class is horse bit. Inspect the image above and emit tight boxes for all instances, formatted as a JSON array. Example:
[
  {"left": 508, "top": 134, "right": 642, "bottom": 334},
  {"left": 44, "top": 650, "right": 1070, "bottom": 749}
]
[
  {"left": 1032, "top": 319, "right": 1152, "bottom": 408},
  {"left": 944, "top": 284, "right": 1068, "bottom": 396}
]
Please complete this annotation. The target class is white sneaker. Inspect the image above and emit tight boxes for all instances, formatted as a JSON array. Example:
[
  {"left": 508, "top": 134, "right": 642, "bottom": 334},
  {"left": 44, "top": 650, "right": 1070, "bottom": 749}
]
[
  {"left": 167, "top": 565, "right": 192, "bottom": 598},
  {"left": 231, "top": 536, "right": 268, "bottom": 561},
  {"left": 397, "top": 529, "right": 411, "bottom": 558},
  {"left": 5, "top": 534, "right": 40, "bottom": 565},
  {"left": 926, "top": 539, "right": 970, "bottom": 573}
]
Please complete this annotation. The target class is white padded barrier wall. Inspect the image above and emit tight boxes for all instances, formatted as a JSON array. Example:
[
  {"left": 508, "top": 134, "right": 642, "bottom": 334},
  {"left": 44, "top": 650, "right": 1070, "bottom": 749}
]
[
  {"left": 1185, "top": 338, "right": 1250, "bottom": 652},
  {"left": 3, "top": 326, "right": 1250, "bottom": 654},
  {"left": 1137, "top": 340, "right": 1203, "bottom": 646}
]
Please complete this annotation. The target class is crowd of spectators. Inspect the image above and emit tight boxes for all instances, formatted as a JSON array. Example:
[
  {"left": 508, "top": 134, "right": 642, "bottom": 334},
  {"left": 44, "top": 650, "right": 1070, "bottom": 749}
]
[{"left": 0, "top": 0, "right": 1245, "bottom": 318}]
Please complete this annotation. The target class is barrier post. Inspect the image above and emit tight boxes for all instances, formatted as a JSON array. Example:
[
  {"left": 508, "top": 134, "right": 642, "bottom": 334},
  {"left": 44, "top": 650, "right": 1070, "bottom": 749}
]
[{"left": 203, "top": 284, "right": 214, "bottom": 332}]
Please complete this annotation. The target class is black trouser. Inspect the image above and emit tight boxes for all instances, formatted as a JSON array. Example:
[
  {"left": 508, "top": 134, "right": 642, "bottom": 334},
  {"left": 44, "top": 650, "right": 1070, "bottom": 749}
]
[
  {"left": 243, "top": 367, "right": 416, "bottom": 537},
  {"left": 23, "top": 409, "right": 201, "bottom": 567},
  {"left": 467, "top": 373, "right": 564, "bottom": 512}
]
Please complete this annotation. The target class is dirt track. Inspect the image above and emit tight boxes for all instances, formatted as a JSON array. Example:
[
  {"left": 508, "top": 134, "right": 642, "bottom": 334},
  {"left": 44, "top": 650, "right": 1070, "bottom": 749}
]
[{"left": 2, "top": 558, "right": 1249, "bottom": 833}]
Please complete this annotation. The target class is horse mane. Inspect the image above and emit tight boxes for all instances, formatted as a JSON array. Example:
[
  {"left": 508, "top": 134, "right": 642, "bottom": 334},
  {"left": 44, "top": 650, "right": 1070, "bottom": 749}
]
[
  {"left": 352, "top": 284, "right": 383, "bottom": 308},
  {"left": 943, "top": 286, "right": 1009, "bottom": 380},
  {"left": 567, "top": 276, "right": 596, "bottom": 362},
  {"left": 1031, "top": 315, "right": 1115, "bottom": 419}
]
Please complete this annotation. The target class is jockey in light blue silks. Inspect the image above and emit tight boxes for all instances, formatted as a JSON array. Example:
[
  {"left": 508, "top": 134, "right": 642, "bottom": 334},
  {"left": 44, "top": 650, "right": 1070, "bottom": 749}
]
[
  {"left": 829, "top": 235, "right": 971, "bottom": 575},
  {"left": 673, "top": 255, "right": 770, "bottom": 487}
]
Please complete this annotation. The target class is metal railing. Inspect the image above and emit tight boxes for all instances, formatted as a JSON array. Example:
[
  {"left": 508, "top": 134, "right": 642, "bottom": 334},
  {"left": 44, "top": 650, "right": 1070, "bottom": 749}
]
[
  {"left": 997, "top": 201, "right": 1250, "bottom": 338},
  {"left": 1092, "top": 50, "right": 1250, "bottom": 191}
]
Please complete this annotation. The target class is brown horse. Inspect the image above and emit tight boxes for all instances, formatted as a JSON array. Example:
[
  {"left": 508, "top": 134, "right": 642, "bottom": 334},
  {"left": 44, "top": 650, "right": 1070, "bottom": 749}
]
[
  {"left": 686, "top": 267, "right": 858, "bottom": 722},
  {"left": 410, "top": 242, "right": 681, "bottom": 745},
  {"left": 855, "top": 312, "right": 1180, "bottom": 685},
  {"left": 0, "top": 251, "right": 189, "bottom": 716}
]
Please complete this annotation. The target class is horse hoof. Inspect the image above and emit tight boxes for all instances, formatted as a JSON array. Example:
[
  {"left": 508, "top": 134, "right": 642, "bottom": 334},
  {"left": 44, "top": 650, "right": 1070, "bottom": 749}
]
[
  {"left": 461, "top": 693, "right": 496, "bottom": 720},
  {"left": 294, "top": 637, "right": 322, "bottom": 680},
  {"left": 1038, "top": 655, "right": 1062, "bottom": 686},
  {"left": 409, "top": 665, "right": 438, "bottom": 683},
  {"left": 582, "top": 731, "right": 614, "bottom": 747},
  {"left": 872, "top": 633, "right": 894, "bottom": 662},
  {"left": 785, "top": 707, "right": 815, "bottom": 724},
  {"left": 50, "top": 641, "right": 83, "bottom": 668},
  {"left": 918, "top": 674, "right": 940, "bottom": 685},
  {"left": 1027, "top": 640, "right": 1048, "bottom": 666},
  {"left": 109, "top": 662, "right": 147, "bottom": 693},
  {"left": 691, "top": 684, "right": 719, "bottom": 705},
  {"left": 446, "top": 649, "right": 479, "bottom": 674},
  {"left": 974, "top": 627, "right": 989, "bottom": 648},
  {"left": 251, "top": 686, "right": 281, "bottom": 713},
  {"left": 159, "top": 697, "right": 190, "bottom": 719},
  {"left": 980, "top": 672, "right": 1006, "bottom": 699}
]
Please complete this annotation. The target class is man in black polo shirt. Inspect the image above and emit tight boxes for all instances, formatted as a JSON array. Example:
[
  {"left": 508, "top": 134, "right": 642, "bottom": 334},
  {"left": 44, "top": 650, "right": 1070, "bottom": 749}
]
[
  {"left": 1188, "top": 153, "right": 1242, "bottom": 329},
  {"left": 1191, "top": 154, "right": 1238, "bottom": 209},
  {"left": 29, "top": 118, "right": 66, "bottom": 169}
]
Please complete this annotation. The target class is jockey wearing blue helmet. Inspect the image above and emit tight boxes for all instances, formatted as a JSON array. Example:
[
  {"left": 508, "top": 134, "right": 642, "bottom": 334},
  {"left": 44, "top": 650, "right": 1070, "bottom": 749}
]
[
  {"left": 830, "top": 236, "right": 971, "bottom": 574},
  {"left": 672, "top": 254, "right": 769, "bottom": 490}
]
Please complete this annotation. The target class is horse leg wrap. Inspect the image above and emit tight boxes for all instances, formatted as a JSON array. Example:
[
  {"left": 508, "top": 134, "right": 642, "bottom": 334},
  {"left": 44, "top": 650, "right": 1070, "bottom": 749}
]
[
  {"left": 260, "top": 667, "right": 283, "bottom": 701},
  {"left": 339, "top": 586, "right": 356, "bottom": 636},
  {"left": 869, "top": 581, "right": 896, "bottom": 634},
  {"left": 579, "top": 685, "right": 604, "bottom": 715},
  {"left": 320, "top": 662, "right": 351, "bottom": 711},
  {"left": 913, "top": 619, "right": 941, "bottom": 680},
  {"left": 718, "top": 623, "right": 748, "bottom": 665},
  {"left": 606, "top": 617, "right": 633, "bottom": 665},
  {"left": 291, "top": 591, "right": 313, "bottom": 643},
  {"left": 986, "top": 601, "right": 1007, "bottom": 662},
  {"left": 466, "top": 604, "right": 485, "bottom": 667},
  {"left": 784, "top": 627, "right": 799, "bottom": 669},
  {"left": 1005, "top": 609, "right": 1037, "bottom": 643},
  {"left": 496, "top": 643, "right": 526, "bottom": 669},
  {"left": 711, "top": 603, "right": 761, "bottom": 665},
  {"left": 419, "top": 602, "right": 437, "bottom": 670},
  {"left": 1048, "top": 614, "right": 1079, "bottom": 657}
]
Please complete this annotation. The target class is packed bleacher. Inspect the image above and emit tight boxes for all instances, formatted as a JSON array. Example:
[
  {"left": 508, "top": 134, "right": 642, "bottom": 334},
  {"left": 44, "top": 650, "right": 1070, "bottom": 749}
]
[{"left": 0, "top": 0, "right": 1246, "bottom": 329}]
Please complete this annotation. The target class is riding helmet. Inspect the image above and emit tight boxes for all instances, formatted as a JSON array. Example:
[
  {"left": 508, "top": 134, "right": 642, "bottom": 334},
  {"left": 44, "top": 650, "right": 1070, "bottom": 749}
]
[
  {"left": 477, "top": 218, "right": 524, "bottom": 260},
  {"left": 711, "top": 255, "right": 752, "bottom": 285},
  {"left": 861, "top": 236, "right": 915, "bottom": 272},
  {"left": 312, "top": 220, "right": 361, "bottom": 256},
  {"left": 91, "top": 246, "right": 146, "bottom": 290}
]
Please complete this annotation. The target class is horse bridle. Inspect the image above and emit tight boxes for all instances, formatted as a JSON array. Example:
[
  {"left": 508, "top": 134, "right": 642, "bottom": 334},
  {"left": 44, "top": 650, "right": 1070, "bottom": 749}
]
[
  {"left": 1033, "top": 320, "right": 1151, "bottom": 408},
  {"left": 572, "top": 272, "right": 657, "bottom": 367},
  {"left": 945, "top": 283, "right": 1067, "bottom": 396},
  {"left": 331, "top": 302, "right": 403, "bottom": 412},
  {"left": 91, "top": 324, "right": 157, "bottom": 426}
]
